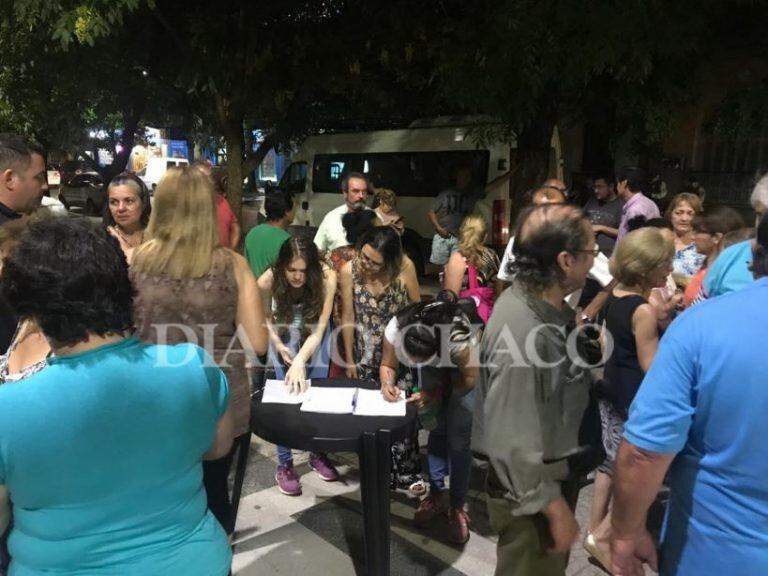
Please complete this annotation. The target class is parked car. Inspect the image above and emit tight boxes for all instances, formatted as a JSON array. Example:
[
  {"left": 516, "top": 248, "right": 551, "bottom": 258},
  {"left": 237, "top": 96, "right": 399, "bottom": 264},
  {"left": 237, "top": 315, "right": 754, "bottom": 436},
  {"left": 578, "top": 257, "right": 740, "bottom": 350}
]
[
  {"left": 58, "top": 172, "right": 106, "bottom": 216},
  {"left": 58, "top": 160, "right": 90, "bottom": 187}
]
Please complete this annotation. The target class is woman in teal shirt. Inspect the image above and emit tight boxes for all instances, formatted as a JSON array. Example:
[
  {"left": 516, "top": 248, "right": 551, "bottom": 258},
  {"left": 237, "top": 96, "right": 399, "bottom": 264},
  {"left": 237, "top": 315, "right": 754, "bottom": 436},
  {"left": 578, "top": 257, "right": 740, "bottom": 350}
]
[{"left": 0, "top": 217, "right": 233, "bottom": 576}]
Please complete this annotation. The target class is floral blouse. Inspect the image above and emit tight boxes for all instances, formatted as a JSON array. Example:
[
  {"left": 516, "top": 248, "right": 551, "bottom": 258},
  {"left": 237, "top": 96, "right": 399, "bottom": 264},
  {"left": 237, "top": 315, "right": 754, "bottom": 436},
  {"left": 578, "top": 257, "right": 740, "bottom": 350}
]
[
  {"left": 351, "top": 258, "right": 410, "bottom": 380},
  {"left": 673, "top": 243, "right": 706, "bottom": 278}
]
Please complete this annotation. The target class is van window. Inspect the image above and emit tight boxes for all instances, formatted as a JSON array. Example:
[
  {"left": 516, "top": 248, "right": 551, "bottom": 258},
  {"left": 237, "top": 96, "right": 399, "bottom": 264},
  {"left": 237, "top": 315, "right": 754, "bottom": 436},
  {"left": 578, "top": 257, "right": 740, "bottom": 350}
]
[
  {"left": 312, "top": 151, "right": 489, "bottom": 197},
  {"left": 279, "top": 161, "right": 308, "bottom": 194}
]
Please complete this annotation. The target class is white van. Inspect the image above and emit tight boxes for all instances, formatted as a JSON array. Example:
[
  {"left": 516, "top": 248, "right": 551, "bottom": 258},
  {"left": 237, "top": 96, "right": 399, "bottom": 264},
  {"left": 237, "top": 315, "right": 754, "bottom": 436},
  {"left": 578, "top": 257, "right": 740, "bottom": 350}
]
[
  {"left": 140, "top": 157, "right": 190, "bottom": 190},
  {"left": 278, "top": 118, "right": 525, "bottom": 272}
]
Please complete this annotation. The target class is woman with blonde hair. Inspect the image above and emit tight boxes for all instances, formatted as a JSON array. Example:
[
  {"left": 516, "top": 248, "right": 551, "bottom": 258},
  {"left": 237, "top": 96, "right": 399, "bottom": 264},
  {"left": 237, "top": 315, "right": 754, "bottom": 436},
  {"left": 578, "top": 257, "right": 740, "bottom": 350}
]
[
  {"left": 131, "top": 166, "right": 268, "bottom": 538},
  {"left": 584, "top": 226, "right": 674, "bottom": 570},
  {"left": 442, "top": 214, "right": 500, "bottom": 322},
  {"left": 666, "top": 192, "right": 705, "bottom": 283}
]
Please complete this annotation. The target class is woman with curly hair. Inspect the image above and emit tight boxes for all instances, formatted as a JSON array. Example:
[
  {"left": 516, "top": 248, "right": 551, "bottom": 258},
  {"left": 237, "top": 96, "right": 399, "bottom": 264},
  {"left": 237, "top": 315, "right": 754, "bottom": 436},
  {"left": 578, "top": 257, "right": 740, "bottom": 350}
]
[
  {"left": 0, "top": 217, "right": 233, "bottom": 575},
  {"left": 257, "top": 236, "right": 338, "bottom": 496}
]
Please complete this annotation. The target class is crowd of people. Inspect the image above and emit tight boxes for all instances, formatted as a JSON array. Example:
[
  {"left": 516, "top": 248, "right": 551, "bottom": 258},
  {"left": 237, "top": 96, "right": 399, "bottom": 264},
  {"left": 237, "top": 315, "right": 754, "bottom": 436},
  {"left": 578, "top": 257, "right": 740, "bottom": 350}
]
[{"left": 0, "top": 128, "right": 767, "bottom": 576}]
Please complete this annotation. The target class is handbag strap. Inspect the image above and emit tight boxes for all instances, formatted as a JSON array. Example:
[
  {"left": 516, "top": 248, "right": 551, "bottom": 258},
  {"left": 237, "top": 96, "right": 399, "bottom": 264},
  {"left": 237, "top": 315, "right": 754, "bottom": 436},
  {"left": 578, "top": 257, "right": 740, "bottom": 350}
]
[{"left": 467, "top": 261, "right": 479, "bottom": 290}]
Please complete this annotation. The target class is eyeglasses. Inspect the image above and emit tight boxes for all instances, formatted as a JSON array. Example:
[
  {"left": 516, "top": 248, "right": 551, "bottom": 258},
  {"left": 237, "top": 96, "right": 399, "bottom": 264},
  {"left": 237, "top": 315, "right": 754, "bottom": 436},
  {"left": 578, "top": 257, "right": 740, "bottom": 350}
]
[
  {"left": 573, "top": 248, "right": 601, "bottom": 257},
  {"left": 360, "top": 250, "right": 384, "bottom": 269}
]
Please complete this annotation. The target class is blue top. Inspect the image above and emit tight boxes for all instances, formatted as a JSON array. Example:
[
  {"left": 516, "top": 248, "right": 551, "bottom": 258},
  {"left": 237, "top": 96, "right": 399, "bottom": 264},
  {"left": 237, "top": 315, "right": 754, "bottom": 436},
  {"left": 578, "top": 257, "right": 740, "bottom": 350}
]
[
  {"left": 0, "top": 338, "right": 232, "bottom": 576},
  {"left": 624, "top": 278, "right": 768, "bottom": 576},
  {"left": 702, "top": 239, "right": 753, "bottom": 298}
]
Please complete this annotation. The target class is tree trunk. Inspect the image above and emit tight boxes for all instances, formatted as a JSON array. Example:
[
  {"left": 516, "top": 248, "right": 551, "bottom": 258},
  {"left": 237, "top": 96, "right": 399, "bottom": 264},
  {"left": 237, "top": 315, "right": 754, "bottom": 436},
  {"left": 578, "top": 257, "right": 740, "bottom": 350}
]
[
  {"left": 509, "top": 116, "right": 557, "bottom": 225},
  {"left": 242, "top": 132, "right": 276, "bottom": 176},
  {"left": 103, "top": 111, "right": 142, "bottom": 181},
  {"left": 223, "top": 116, "right": 245, "bottom": 223}
]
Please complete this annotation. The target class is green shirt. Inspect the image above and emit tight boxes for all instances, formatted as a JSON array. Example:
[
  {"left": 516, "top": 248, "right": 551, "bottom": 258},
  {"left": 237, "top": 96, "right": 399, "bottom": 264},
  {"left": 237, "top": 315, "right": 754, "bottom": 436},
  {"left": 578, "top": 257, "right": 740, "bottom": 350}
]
[{"left": 244, "top": 223, "right": 291, "bottom": 278}]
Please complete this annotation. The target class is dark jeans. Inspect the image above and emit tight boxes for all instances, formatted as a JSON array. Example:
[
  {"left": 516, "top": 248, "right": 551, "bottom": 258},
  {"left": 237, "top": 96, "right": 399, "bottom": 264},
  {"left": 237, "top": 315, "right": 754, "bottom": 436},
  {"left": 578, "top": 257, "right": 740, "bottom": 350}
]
[
  {"left": 419, "top": 366, "right": 475, "bottom": 509},
  {"left": 203, "top": 435, "right": 242, "bottom": 535}
]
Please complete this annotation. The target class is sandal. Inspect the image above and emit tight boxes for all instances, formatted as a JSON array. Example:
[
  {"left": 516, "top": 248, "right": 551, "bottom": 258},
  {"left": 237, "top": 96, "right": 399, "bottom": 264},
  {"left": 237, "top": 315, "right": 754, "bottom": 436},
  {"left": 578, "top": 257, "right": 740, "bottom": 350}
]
[
  {"left": 407, "top": 480, "right": 428, "bottom": 497},
  {"left": 583, "top": 532, "right": 612, "bottom": 574}
]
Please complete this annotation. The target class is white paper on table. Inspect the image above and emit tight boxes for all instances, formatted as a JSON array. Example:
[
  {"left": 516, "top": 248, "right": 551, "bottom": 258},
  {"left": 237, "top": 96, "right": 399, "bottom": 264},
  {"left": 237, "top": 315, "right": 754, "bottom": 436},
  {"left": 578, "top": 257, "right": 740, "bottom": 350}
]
[
  {"left": 261, "top": 379, "right": 311, "bottom": 405},
  {"left": 353, "top": 388, "right": 406, "bottom": 417},
  {"left": 299, "top": 387, "right": 357, "bottom": 414}
]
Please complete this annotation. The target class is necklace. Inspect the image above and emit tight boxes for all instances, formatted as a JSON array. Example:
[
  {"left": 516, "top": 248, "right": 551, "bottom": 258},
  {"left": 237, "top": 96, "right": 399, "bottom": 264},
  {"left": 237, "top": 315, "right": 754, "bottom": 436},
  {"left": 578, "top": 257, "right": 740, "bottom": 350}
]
[{"left": 112, "top": 226, "right": 144, "bottom": 248}]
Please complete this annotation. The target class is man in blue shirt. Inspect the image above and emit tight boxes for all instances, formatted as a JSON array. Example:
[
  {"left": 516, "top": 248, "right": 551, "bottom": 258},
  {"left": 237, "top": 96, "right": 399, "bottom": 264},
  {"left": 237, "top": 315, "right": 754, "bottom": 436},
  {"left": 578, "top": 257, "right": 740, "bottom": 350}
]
[
  {"left": 703, "top": 174, "right": 768, "bottom": 298},
  {"left": 610, "top": 221, "right": 768, "bottom": 575}
]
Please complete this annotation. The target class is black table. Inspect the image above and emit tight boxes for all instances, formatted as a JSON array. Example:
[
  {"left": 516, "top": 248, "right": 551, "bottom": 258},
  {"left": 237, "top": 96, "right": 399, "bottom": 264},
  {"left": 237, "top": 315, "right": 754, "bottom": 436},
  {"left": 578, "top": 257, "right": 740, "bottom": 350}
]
[{"left": 251, "top": 378, "right": 418, "bottom": 576}]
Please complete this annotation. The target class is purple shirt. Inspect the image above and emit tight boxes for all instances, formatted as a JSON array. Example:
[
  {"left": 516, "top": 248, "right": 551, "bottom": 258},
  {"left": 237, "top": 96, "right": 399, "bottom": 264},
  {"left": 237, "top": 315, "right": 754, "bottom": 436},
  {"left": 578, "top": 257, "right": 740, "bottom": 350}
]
[{"left": 617, "top": 192, "right": 660, "bottom": 241}]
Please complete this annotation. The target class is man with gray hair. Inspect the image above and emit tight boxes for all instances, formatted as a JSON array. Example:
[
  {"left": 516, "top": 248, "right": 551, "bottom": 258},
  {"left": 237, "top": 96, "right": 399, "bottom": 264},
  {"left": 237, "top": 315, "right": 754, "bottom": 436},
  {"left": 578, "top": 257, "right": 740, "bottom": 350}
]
[
  {"left": 313, "top": 171, "right": 372, "bottom": 254},
  {"left": 0, "top": 134, "right": 47, "bottom": 225},
  {"left": 701, "top": 173, "right": 768, "bottom": 298},
  {"left": 474, "top": 204, "right": 601, "bottom": 576}
]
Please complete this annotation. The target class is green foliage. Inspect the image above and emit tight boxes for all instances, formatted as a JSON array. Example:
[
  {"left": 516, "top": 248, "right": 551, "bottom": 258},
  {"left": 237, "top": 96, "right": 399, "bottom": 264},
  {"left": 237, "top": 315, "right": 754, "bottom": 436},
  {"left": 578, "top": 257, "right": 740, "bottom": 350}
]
[
  {"left": 12, "top": 0, "right": 145, "bottom": 48},
  {"left": 2, "top": 0, "right": 764, "bottom": 196}
]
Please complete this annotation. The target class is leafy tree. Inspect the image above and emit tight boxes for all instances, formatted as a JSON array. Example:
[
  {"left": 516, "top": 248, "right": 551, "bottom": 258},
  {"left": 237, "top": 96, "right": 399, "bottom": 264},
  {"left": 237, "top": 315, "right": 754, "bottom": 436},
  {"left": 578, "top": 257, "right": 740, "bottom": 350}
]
[{"left": 0, "top": 2, "right": 176, "bottom": 180}]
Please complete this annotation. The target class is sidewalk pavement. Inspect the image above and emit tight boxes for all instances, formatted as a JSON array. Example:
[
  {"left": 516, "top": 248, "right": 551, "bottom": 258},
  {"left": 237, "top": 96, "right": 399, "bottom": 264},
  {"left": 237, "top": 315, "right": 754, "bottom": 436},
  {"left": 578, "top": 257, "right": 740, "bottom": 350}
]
[{"left": 231, "top": 435, "right": 621, "bottom": 576}]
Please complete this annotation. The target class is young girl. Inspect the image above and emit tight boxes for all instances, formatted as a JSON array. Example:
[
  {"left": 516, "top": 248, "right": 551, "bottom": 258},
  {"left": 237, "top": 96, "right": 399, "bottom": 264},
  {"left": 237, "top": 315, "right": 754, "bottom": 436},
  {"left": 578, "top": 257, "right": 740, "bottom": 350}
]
[
  {"left": 380, "top": 292, "right": 479, "bottom": 544},
  {"left": 258, "top": 237, "right": 338, "bottom": 495}
]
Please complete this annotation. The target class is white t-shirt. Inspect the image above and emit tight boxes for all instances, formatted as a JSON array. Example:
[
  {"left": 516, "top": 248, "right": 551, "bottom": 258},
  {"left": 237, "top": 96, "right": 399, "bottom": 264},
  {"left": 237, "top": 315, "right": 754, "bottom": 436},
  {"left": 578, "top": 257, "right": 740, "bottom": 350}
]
[
  {"left": 383, "top": 309, "right": 476, "bottom": 366},
  {"left": 313, "top": 203, "right": 372, "bottom": 252}
]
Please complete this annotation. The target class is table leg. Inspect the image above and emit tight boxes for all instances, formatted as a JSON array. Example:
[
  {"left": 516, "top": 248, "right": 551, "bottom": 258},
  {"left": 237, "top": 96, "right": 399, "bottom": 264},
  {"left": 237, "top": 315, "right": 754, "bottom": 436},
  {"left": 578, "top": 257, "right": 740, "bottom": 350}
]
[{"left": 359, "top": 429, "right": 392, "bottom": 576}]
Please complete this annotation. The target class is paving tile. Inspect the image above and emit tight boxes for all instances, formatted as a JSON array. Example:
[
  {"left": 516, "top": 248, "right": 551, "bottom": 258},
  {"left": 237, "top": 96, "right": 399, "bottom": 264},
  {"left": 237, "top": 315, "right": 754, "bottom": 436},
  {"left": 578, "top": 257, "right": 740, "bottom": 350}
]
[{"left": 292, "top": 496, "right": 467, "bottom": 576}]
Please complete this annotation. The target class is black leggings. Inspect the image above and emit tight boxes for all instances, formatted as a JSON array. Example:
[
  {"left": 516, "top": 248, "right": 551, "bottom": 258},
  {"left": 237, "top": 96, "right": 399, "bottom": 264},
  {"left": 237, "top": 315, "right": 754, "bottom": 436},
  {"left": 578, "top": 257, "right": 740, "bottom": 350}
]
[{"left": 202, "top": 435, "right": 243, "bottom": 535}]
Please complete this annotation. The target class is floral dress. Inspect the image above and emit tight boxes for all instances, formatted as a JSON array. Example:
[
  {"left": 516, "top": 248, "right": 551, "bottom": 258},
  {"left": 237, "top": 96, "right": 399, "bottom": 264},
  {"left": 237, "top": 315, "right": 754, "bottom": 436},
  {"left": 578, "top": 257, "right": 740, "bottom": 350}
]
[{"left": 351, "top": 258, "right": 422, "bottom": 489}]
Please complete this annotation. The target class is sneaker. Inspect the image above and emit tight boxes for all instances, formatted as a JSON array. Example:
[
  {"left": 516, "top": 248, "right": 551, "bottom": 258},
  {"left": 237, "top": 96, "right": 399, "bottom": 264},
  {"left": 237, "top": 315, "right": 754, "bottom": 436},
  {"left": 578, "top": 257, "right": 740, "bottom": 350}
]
[
  {"left": 309, "top": 453, "right": 339, "bottom": 481},
  {"left": 447, "top": 508, "right": 471, "bottom": 544},
  {"left": 275, "top": 465, "right": 302, "bottom": 496},
  {"left": 413, "top": 491, "right": 448, "bottom": 527}
]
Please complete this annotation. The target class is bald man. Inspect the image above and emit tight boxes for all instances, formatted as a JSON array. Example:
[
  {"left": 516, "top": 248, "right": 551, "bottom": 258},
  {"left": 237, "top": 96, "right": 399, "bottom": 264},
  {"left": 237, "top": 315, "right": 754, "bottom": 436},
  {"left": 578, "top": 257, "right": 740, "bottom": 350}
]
[{"left": 474, "top": 204, "right": 599, "bottom": 576}]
